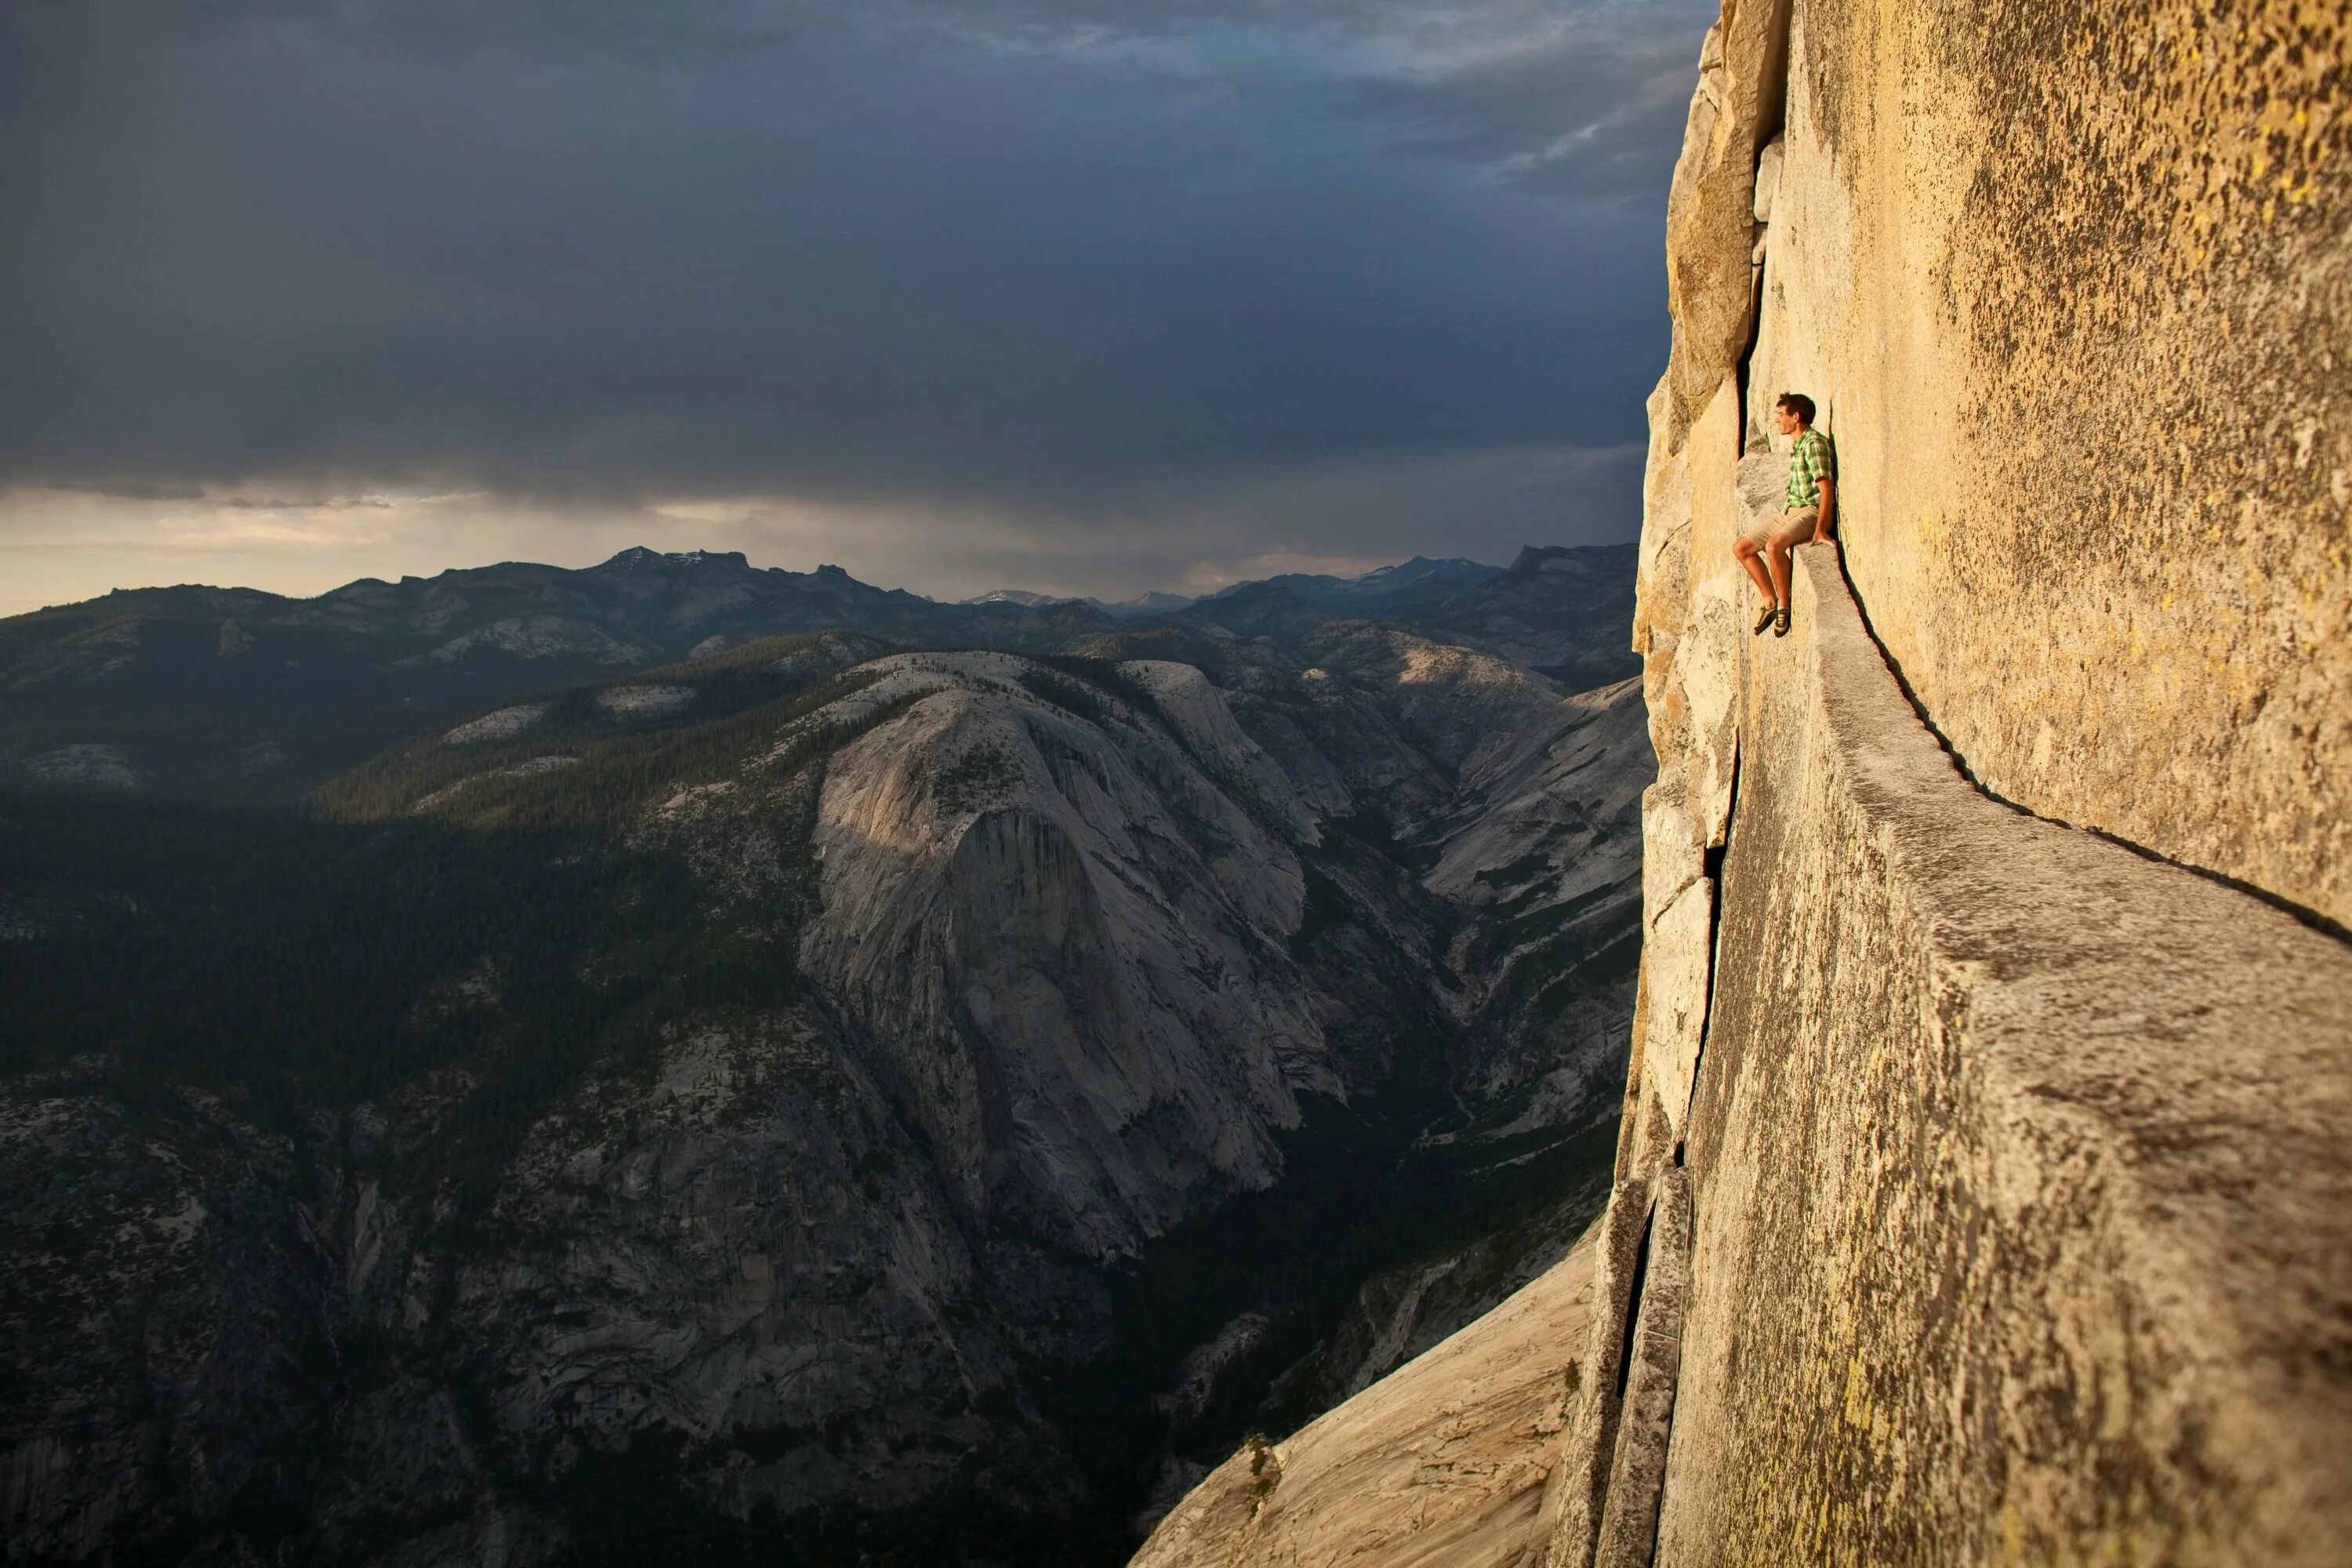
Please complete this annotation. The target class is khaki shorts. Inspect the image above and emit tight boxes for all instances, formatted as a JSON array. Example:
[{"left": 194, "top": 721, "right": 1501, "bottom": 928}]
[{"left": 1741, "top": 506, "right": 1820, "bottom": 550}]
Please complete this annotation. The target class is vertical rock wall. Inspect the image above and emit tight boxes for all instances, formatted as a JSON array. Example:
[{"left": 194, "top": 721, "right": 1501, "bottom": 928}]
[
  {"left": 1666, "top": 0, "right": 2352, "bottom": 930},
  {"left": 1546, "top": 2, "right": 2352, "bottom": 1563}
]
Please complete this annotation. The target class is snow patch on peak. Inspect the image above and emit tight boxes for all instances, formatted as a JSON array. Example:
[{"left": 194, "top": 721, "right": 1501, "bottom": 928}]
[{"left": 962, "top": 589, "right": 1072, "bottom": 608}]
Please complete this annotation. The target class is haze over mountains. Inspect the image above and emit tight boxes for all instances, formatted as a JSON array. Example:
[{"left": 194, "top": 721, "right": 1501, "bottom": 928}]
[{"left": 2, "top": 543, "right": 1649, "bottom": 1564}]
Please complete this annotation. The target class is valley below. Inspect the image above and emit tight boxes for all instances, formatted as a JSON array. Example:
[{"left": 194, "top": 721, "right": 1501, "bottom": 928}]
[{"left": 0, "top": 546, "right": 1650, "bottom": 1566}]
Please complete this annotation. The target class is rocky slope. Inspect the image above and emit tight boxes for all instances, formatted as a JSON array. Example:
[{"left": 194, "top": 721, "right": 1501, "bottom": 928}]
[
  {"left": 1134, "top": 1228, "right": 1599, "bottom": 1568},
  {"left": 0, "top": 564, "right": 1651, "bottom": 1563}
]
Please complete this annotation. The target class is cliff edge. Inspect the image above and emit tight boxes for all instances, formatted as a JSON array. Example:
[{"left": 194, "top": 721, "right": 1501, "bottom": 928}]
[
  {"left": 1138, "top": 2, "right": 2352, "bottom": 1563},
  {"left": 1577, "top": 0, "right": 2351, "bottom": 1561}
]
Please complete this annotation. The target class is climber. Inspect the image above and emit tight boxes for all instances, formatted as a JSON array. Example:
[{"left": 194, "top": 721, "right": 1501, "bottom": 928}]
[{"left": 1734, "top": 392, "right": 1836, "bottom": 638}]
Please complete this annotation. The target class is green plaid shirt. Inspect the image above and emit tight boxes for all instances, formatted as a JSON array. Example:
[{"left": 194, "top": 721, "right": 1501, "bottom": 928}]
[{"left": 1785, "top": 427, "right": 1835, "bottom": 510}]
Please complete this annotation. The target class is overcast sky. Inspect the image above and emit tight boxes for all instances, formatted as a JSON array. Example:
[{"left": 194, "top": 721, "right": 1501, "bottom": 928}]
[{"left": 0, "top": 0, "right": 1710, "bottom": 614}]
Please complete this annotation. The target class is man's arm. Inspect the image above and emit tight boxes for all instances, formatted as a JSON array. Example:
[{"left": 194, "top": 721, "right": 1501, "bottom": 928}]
[{"left": 1814, "top": 477, "right": 1835, "bottom": 542}]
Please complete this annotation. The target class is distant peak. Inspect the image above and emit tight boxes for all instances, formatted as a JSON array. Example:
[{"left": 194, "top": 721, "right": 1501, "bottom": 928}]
[
  {"left": 1105, "top": 590, "right": 1195, "bottom": 613},
  {"left": 1352, "top": 554, "right": 1501, "bottom": 584},
  {"left": 597, "top": 545, "right": 749, "bottom": 571}
]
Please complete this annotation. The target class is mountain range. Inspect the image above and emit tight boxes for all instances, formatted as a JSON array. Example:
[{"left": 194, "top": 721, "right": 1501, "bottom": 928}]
[
  {"left": 0, "top": 546, "right": 1634, "bottom": 804},
  {"left": 0, "top": 543, "right": 1648, "bottom": 1565}
]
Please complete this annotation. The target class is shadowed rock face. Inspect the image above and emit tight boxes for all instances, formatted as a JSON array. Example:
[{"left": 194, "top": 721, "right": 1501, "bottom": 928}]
[
  {"left": 800, "top": 654, "right": 1322, "bottom": 1258},
  {"left": 0, "top": 609, "right": 1653, "bottom": 1563}
]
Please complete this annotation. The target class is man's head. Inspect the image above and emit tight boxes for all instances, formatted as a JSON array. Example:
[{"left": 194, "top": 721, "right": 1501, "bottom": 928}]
[
  {"left": 1769, "top": 392, "right": 1816, "bottom": 434},
  {"left": 1773, "top": 392, "right": 1815, "bottom": 434}
]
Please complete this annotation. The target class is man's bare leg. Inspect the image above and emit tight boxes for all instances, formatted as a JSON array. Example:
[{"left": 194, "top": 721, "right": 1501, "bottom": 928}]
[
  {"left": 1733, "top": 536, "right": 1777, "bottom": 606},
  {"left": 1766, "top": 535, "right": 1795, "bottom": 610}
]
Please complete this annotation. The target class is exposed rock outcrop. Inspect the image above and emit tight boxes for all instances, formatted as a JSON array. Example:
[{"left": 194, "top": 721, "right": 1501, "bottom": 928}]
[
  {"left": 20, "top": 744, "right": 143, "bottom": 790},
  {"left": 0, "top": 545, "right": 1637, "bottom": 806},
  {"left": 1141, "top": 4, "right": 2352, "bottom": 1564},
  {"left": 1134, "top": 1228, "right": 1597, "bottom": 1568},
  {"left": 1663, "top": 0, "right": 2352, "bottom": 928},
  {"left": 800, "top": 652, "right": 1323, "bottom": 1257},
  {"left": 1634, "top": 550, "right": 2350, "bottom": 1564},
  {"left": 1563, "top": 2, "right": 2352, "bottom": 1564}
]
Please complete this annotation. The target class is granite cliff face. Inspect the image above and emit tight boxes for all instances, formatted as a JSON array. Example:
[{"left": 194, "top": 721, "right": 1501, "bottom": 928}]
[
  {"left": 1140, "top": 4, "right": 2352, "bottom": 1565},
  {"left": 1586, "top": 0, "right": 2352, "bottom": 1561},
  {"left": 1674, "top": 0, "right": 2352, "bottom": 928},
  {"left": 1134, "top": 1229, "right": 1599, "bottom": 1568}
]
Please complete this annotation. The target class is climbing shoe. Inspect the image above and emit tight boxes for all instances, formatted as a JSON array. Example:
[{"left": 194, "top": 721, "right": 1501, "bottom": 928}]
[
  {"left": 1754, "top": 604, "right": 1778, "bottom": 636},
  {"left": 1773, "top": 606, "right": 1791, "bottom": 637}
]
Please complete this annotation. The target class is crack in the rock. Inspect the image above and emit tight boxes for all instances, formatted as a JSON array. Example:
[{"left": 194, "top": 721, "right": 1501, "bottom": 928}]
[{"left": 1835, "top": 557, "right": 2350, "bottom": 949}]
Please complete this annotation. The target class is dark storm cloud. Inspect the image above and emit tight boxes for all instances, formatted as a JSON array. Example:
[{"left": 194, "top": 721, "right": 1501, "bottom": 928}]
[
  {"left": 0, "top": 0, "right": 1710, "bottom": 554},
  {"left": 219, "top": 496, "right": 396, "bottom": 510},
  {"left": 45, "top": 480, "right": 209, "bottom": 502},
  {"left": 1341, "top": 20, "right": 1703, "bottom": 199}
]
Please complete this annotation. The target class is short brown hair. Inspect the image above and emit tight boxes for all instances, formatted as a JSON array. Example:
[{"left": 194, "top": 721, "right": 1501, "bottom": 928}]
[{"left": 1775, "top": 391, "right": 1816, "bottom": 424}]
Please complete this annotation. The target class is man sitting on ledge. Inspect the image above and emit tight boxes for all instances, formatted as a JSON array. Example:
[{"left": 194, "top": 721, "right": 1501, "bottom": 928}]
[{"left": 1736, "top": 391, "right": 1836, "bottom": 638}]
